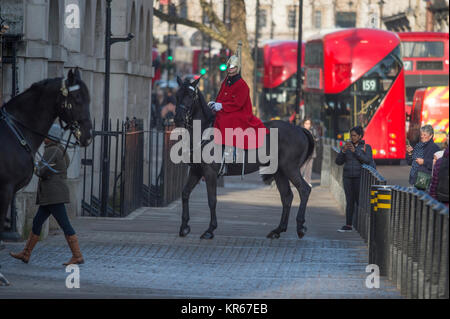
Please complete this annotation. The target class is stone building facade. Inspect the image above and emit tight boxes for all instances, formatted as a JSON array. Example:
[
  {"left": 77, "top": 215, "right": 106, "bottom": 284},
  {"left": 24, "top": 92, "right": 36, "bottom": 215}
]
[{"left": 1, "top": 0, "right": 154, "bottom": 238}]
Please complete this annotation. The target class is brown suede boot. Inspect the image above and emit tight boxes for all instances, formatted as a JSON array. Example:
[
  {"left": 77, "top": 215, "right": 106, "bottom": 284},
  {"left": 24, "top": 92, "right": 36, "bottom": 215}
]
[
  {"left": 9, "top": 232, "right": 40, "bottom": 264},
  {"left": 63, "top": 234, "right": 84, "bottom": 266}
]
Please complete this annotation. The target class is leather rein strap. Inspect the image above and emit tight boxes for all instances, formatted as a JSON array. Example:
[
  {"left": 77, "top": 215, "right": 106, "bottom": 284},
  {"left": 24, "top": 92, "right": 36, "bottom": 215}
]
[{"left": 0, "top": 79, "right": 81, "bottom": 172}]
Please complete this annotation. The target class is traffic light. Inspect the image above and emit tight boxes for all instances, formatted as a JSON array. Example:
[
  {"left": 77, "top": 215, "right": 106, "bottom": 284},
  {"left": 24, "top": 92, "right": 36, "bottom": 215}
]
[
  {"left": 167, "top": 49, "right": 173, "bottom": 61},
  {"left": 219, "top": 49, "right": 228, "bottom": 72},
  {"left": 200, "top": 68, "right": 207, "bottom": 75}
]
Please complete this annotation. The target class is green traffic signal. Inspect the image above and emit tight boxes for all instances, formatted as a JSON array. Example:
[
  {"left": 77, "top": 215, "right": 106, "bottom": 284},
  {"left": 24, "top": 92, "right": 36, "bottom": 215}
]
[
  {"left": 219, "top": 64, "right": 227, "bottom": 71},
  {"left": 168, "top": 55, "right": 173, "bottom": 61},
  {"left": 200, "top": 68, "right": 207, "bottom": 75}
]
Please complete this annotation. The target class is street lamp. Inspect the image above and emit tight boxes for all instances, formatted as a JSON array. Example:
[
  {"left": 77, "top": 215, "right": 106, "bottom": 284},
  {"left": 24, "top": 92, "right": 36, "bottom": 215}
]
[
  {"left": 295, "top": 0, "right": 303, "bottom": 126},
  {"left": 100, "top": 0, "right": 134, "bottom": 217}
]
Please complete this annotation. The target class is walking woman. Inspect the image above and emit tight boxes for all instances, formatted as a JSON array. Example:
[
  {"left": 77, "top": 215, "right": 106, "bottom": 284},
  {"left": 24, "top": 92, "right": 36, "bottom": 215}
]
[
  {"left": 10, "top": 124, "right": 84, "bottom": 265},
  {"left": 406, "top": 125, "right": 440, "bottom": 189},
  {"left": 335, "top": 126, "right": 374, "bottom": 232}
]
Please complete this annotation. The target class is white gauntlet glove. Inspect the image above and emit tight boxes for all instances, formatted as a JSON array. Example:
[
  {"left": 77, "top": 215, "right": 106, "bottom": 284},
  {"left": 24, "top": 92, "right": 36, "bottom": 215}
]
[{"left": 208, "top": 101, "right": 222, "bottom": 112}]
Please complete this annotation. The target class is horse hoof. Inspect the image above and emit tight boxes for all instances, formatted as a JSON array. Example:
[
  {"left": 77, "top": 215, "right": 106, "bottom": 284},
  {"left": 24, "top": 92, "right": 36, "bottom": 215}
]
[
  {"left": 0, "top": 272, "right": 10, "bottom": 286},
  {"left": 179, "top": 226, "right": 191, "bottom": 237},
  {"left": 297, "top": 226, "right": 307, "bottom": 239},
  {"left": 200, "top": 232, "right": 214, "bottom": 240},
  {"left": 267, "top": 231, "right": 280, "bottom": 239}
]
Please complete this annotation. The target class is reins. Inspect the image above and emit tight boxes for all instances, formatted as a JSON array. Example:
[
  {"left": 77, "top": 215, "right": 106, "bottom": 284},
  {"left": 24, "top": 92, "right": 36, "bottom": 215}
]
[{"left": 0, "top": 77, "right": 84, "bottom": 174}]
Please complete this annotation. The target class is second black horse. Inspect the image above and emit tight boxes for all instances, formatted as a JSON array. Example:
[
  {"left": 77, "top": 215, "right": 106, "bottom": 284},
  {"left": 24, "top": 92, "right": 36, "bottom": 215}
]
[{"left": 174, "top": 77, "right": 315, "bottom": 240}]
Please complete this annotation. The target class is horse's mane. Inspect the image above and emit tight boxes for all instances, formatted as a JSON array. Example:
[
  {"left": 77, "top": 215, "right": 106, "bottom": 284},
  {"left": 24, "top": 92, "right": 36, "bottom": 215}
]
[
  {"left": 196, "top": 88, "right": 215, "bottom": 125},
  {"left": 3, "top": 77, "right": 62, "bottom": 108},
  {"left": 33, "top": 78, "right": 62, "bottom": 88}
]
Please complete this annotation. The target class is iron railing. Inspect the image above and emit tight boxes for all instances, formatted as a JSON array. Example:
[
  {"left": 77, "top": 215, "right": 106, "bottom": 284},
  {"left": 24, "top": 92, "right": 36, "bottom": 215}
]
[
  {"left": 81, "top": 119, "right": 188, "bottom": 217},
  {"left": 356, "top": 166, "right": 449, "bottom": 299}
]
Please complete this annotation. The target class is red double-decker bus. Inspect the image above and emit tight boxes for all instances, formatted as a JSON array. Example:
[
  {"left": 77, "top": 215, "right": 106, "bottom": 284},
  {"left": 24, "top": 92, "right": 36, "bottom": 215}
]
[
  {"left": 258, "top": 40, "right": 305, "bottom": 121},
  {"left": 398, "top": 32, "right": 449, "bottom": 119},
  {"left": 304, "top": 28, "right": 406, "bottom": 161}
]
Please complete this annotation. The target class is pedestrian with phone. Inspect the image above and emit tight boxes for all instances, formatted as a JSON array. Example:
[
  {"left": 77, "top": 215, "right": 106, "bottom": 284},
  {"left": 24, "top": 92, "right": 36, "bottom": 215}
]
[
  {"left": 335, "top": 126, "right": 374, "bottom": 232},
  {"left": 406, "top": 125, "right": 440, "bottom": 190}
]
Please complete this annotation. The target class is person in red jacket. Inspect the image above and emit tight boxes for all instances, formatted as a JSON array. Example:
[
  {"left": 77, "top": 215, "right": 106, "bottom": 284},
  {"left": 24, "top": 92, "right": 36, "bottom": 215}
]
[{"left": 208, "top": 42, "right": 267, "bottom": 152}]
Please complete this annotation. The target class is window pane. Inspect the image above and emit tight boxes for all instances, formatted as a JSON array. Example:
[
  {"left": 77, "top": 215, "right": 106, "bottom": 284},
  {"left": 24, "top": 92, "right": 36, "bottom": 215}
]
[
  {"left": 314, "top": 11, "right": 321, "bottom": 29},
  {"left": 336, "top": 12, "right": 356, "bottom": 28},
  {"left": 259, "top": 9, "right": 267, "bottom": 28},
  {"left": 305, "top": 42, "right": 323, "bottom": 66},
  {"left": 288, "top": 9, "right": 296, "bottom": 28},
  {"left": 400, "top": 41, "right": 444, "bottom": 57}
]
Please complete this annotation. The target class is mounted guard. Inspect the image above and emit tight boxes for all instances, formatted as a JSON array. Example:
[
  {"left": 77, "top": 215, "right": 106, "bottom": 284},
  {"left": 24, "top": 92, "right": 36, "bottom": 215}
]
[{"left": 208, "top": 42, "right": 268, "bottom": 165}]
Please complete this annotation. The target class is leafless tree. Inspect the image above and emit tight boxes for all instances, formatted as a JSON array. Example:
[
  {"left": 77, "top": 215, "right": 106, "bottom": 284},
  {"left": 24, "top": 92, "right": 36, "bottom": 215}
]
[{"left": 154, "top": 0, "right": 257, "bottom": 107}]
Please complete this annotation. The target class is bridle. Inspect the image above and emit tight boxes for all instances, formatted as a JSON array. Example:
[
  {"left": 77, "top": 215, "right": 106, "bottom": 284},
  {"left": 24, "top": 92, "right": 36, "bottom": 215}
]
[
  {"left": 177, "top": 85, "right": 198, "bottom": 130},
  {"left": 0, "top": 77, "right": 86, "bottom": 173},
  {"left": 58, "top": 78, "right": 83, "bottom": 142}
]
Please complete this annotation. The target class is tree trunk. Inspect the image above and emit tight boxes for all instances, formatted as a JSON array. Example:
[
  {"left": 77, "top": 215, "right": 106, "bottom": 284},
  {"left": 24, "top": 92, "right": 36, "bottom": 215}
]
[{"left": 226, "top": 0, "right": 256, "bottom": 114}]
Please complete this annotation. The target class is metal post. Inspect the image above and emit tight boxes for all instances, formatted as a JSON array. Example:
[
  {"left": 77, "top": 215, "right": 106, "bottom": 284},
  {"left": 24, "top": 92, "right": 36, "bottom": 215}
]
[
  {"left": 294, "top": 0, "right": 303, "bottom": 125},
  {"left": 100, "top": 0, "right": 133, "bottom": 217},
  {"left": 167, "top": 0, "right": 171, "bottom": 81},
  {"left": 208, "top": 0, "right": 212, "bottom": 94},
  {"left": 101, "top": 0, "right": 112, "bottom": 217}
]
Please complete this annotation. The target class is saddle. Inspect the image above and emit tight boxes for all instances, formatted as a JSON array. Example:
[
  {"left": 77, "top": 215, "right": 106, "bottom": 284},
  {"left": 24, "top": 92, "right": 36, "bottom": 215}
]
[{"left": 218, "top": 146, "right": 245, "bottom": 178}]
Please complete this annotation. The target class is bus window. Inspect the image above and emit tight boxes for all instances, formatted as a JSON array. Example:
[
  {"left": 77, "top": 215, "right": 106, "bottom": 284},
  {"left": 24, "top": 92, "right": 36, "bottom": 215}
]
[{"left": 400, "top": 41, "right": 444, "bottom": 58}]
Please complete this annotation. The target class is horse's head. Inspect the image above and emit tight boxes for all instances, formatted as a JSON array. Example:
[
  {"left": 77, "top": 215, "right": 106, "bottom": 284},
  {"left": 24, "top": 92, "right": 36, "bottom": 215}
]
[
  {"left": 57, "top": 68, "right": 93, "bottom": 146},
  {"left": 174, "top": 76, "right": 201, "bottom": 129}
]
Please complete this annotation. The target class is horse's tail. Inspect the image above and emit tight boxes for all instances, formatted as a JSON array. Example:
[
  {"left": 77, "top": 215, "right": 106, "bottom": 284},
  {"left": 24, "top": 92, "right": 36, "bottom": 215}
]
[
  {"left": 300, "top": 127, "right": 315, "bottom": 168},
  {"left": 261, "top": 174, "right": 275, "bottom": 185}
]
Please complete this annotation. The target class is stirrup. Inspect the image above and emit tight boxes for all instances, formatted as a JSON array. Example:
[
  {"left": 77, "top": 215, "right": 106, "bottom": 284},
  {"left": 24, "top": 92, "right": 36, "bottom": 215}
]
[{"left": 218, "top": 151, "right": 228, "bottom": 176}]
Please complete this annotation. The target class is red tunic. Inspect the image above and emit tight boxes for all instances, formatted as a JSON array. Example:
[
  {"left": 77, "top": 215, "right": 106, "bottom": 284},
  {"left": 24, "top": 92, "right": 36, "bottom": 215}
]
[{"left": 214, "top": 76, "right": 268, "bottom": 149}]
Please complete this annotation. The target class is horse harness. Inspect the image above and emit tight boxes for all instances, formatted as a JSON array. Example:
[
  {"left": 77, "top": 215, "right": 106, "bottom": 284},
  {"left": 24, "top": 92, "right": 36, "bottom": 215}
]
[
  {"left": 179, "top": 85, "right": 246, "bottom": 178},
  {"left": 0, "top": 79, "right": 82, "bottom": 174}
]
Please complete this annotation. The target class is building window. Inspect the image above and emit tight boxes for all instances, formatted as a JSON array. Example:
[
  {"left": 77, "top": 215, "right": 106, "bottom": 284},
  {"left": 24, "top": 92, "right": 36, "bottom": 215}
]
[
  {"left": 288, "top": 7, "right": 297, "bottom": 29},
  {"left": 259, "top": 9, "right": 267, "bottom": 28},
  {"left": 314, "top": 10, "right": 322, "bottom": 29},
  {"left": 336, "top": 12, "right": 356, "bottom": 28},
  {"left": 180, "top": 0, "right": 188, "bottom": 19}
]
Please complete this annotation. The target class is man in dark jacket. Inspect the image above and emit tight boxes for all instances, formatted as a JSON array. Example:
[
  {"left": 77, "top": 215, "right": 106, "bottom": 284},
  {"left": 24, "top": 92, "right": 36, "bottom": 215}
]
[
  {"left": 335, "top": 126, "right": 374, "bottom": 232},
  {"left": 406, "top": 125, "right": 440, "bottom": 187},
  {"left": 10, "top": 124, "right": 84, "bottom": 266}
]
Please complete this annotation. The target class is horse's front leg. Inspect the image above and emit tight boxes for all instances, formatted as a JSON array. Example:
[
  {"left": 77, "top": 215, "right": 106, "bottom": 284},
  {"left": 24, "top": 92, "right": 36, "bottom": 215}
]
[
  {"left": 200, "top": 169, "right": 218, "bottom": 239},
  {"left": 0, "top": 185, "right": 14, "bottom": 240},
  {"left": 0, "top": 186, "right": 13, "bottom": 286},
  {"left": 179, "top": 168, "right": 202, "bottom": 237}
]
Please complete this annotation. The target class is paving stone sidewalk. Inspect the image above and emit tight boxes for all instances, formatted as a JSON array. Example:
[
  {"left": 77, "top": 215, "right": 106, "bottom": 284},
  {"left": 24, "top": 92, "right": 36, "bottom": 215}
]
[{"left": 0, "top": 173, "right": 402, "bottom": 298}]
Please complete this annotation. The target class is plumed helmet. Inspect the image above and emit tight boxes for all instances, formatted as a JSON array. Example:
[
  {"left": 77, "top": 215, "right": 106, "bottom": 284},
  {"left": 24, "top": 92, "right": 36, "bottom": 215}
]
[
  {"left": 48, "top": 123, "right": 63, "bottom": 142},
  {"left": 227, "top": 41, "right": 242, "bottom": 74}
]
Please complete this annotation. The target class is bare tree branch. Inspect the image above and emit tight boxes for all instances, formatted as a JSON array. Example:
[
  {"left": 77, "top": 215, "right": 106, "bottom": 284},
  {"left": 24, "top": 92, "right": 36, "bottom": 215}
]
[
  {"left": 199, "top": 0, "right": 229, "bottom": 36},
  {"left": 153, "top": 8, "right": 229, "bottom": 47}
]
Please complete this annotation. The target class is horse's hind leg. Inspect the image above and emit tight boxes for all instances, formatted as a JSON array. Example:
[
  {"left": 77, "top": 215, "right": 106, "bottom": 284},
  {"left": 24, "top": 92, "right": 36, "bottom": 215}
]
[
  {"left": 267, "top": 171, "right": 293, "bottom": 239},
  {"left": 287, "top": 168, "right": 311, "bottom": 239},
  {"left": 179, "top": 169, "right": 202, "bottom": 237}
]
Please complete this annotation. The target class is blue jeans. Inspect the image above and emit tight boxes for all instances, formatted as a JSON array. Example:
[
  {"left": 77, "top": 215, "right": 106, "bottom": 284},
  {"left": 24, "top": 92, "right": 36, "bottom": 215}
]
[{"left": 32, "top": 204, "right": 75, "bottom": 236}]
